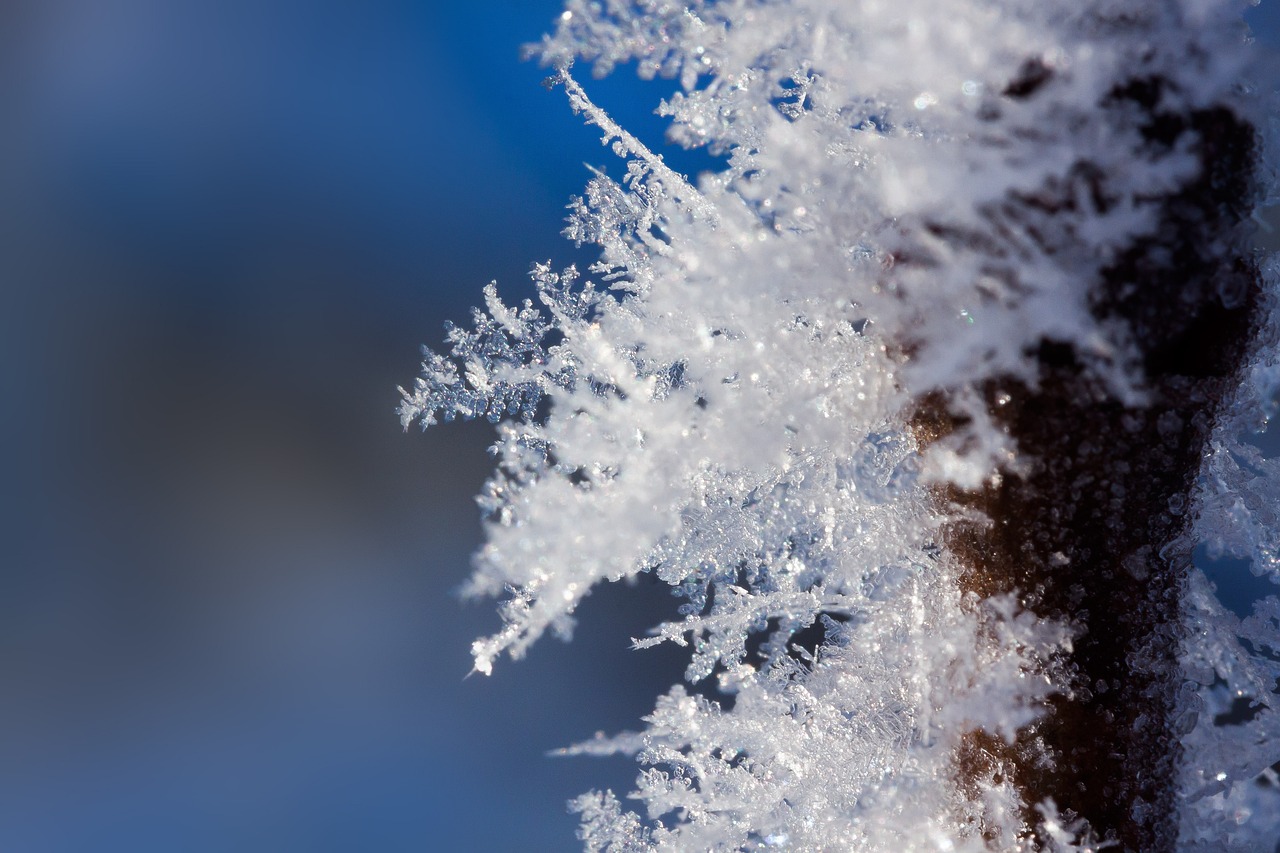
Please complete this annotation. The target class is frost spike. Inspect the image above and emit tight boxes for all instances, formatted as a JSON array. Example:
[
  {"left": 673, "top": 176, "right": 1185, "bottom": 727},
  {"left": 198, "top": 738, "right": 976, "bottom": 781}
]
[{"left": 554, "top": 68, "right": 715, "bottom": 224}]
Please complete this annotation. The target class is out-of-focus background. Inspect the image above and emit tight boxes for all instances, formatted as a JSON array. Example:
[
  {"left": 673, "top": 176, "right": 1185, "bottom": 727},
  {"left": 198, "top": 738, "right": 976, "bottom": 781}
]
[
  {"left": 0, "top": 1, "right": 723, "bottom": 849},
  {"left": 2, "top": 3, "right": 1278, "bottom": 851}
]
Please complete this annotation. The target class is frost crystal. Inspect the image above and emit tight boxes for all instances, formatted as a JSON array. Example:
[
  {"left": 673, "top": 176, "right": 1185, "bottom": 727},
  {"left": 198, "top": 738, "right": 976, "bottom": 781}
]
[{"left": 403, "top": 1, "right": 1280, "bottom": 848}]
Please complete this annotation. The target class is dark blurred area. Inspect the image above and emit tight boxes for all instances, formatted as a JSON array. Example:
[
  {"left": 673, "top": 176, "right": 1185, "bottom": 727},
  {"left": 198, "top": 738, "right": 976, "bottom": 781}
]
[{"left": 1, "top": 3, "right": 1278, "bottom": 851}]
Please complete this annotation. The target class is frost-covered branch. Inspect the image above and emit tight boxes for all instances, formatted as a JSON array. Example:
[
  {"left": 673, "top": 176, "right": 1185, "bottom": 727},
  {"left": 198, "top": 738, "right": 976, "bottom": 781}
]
[{"left": 404, "top": 1, "right": 1280, "bottom": 848}]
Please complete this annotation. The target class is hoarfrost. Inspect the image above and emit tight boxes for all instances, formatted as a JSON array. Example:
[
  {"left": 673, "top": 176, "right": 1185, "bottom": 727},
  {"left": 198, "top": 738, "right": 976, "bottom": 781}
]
[{"left": 403, "top": 0, "right": 1279, "bottom": 848}]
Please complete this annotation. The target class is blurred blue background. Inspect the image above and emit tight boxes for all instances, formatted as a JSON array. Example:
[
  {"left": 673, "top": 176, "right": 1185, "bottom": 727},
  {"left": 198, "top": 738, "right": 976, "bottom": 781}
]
[
  {"left": 1, "top": 3, "right": 1278, "bottom": 851},
  {"left": 0, "top": 1, "right": 721, "bottom": 849}
]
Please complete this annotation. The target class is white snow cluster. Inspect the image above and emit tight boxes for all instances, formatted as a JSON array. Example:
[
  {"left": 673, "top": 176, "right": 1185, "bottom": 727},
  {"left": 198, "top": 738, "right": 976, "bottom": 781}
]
[{"left": 401, "top": 1, "right": 1280, "bottom": 848}]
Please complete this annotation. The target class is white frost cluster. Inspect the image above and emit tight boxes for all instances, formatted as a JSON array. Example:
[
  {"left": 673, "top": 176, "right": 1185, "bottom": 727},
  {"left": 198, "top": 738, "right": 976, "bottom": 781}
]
[{"left": 401, "top": 1, "right": 1280, "bottom": 848}]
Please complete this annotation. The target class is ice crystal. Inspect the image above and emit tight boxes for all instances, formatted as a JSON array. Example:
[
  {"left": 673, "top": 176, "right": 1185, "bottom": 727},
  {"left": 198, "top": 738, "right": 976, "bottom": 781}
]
[{"left": 403, "top": 0, "right": 1280, "bottom": 848}]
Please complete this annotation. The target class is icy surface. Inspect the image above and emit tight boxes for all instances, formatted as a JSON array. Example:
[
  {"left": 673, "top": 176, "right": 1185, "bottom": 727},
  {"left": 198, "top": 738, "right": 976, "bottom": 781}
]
[
  {"left": 402, "top": 0, "right": 1280, "bottom": 848},
  {"left": 1183, "top": 263, "right": 1280, "bottom": 850}
]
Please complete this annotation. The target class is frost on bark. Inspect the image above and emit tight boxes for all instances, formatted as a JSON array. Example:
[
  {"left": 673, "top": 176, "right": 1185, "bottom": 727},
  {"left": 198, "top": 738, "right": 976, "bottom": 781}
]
[
  {"left": 921, "top": 73, "right": 1261, "bottom": 849},
  {"left": 402, "top": 1, "right": 1280, "bottom": 849}
]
